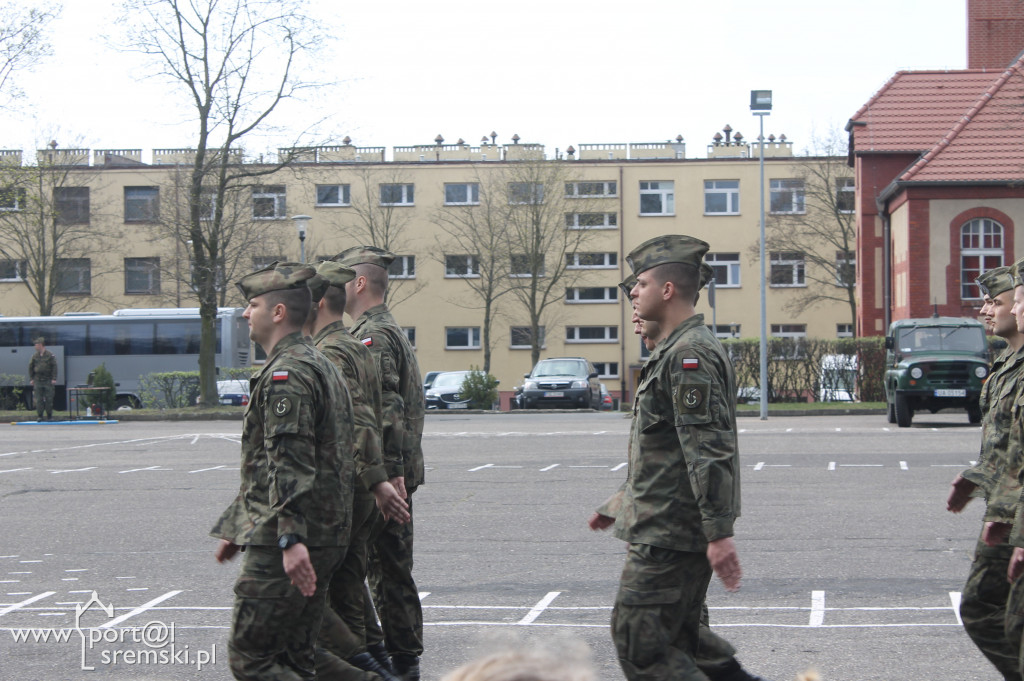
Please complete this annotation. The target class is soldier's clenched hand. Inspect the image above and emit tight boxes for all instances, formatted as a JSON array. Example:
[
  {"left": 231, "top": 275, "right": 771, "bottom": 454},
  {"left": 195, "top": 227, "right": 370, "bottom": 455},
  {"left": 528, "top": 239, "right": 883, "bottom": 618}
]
[
  {"left": 282, "top": 543, "right": 317, "bottom": 597},
  {"left": 946, "top": 474, "right": 977, "bottom": 513},
  {"left": 214, "top": 539, "right": 240, "bottom": 563}
]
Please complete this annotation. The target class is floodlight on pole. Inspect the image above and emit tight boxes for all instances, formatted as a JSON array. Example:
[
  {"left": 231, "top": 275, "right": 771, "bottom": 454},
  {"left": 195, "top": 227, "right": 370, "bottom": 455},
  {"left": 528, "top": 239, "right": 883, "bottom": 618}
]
[{"left": 751, "top": 89, "right": 772, "bottom": 420}]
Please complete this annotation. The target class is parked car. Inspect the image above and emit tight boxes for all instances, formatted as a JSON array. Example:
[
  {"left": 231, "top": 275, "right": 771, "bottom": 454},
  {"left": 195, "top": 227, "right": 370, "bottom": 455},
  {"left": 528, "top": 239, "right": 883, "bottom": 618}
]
[
  {"left": 599, "top": 383, "right": 614, "bottom": 410},
  {"left": 423, "top": 371, "right": 443, "bottom": 392},
  {"left": 196, "top": 379, "right": 250, "bottom": 406},
  {"left": 521, "top": 357, "right": 601, "bottom": 409},
  {"left": 425, "top": 370, "right": 472, "bottom": 409}
]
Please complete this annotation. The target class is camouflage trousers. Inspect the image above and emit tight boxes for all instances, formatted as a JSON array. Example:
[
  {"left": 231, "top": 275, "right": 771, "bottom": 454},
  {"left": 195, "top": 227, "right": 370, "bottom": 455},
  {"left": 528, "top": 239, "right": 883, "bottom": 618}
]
[
  {"left": 962, "top": 536, "right": 1022, "bottom": 680},
  {"left": 34, "top": 383, "right": 53, "bottom": 419},
  {"left": 367, "top": 492, "right": 422, "bottom": 658},
  {"left": 228, "top": 544, "right": 345, "bottom": 681},
  {"left": 612, "top": 543, "right": 713, "bottom": 681},
  {"left": 315, "top": 606, "right": 382, "bottom": 681}
]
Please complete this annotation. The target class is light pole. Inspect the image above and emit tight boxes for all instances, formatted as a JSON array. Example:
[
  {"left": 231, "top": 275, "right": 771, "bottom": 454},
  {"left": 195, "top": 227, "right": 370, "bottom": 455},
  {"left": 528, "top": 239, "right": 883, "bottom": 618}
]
[
  {"left": 291, "top": 214, "right": 311, "bottom": 263},
  {"left": 751, "top": 90, "right": 772, "bottom": 420}
]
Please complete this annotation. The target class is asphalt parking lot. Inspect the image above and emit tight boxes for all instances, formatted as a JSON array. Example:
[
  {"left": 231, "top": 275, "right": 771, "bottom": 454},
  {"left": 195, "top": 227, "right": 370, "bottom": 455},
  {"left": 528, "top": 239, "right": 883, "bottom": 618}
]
[{"left": 0, "top": 411, "right": 1001, "bottom": 680}]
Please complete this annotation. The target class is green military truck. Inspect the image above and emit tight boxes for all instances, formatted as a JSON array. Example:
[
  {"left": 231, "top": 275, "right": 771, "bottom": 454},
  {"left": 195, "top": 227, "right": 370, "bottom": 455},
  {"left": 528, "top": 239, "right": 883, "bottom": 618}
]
[{"left": 884, "top": 317, "right": 989, "bottom": 427}]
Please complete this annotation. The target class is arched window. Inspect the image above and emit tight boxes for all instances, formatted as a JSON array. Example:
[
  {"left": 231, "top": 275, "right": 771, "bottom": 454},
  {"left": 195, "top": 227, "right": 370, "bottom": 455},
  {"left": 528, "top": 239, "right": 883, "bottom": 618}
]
[{"left": 961, "top": 218, "right": 1004, "bottom": 299}]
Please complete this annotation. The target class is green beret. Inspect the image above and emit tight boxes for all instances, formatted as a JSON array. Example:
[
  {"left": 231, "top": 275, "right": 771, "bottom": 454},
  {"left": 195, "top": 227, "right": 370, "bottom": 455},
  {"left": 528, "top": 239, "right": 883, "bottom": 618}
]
[
  {"left": 977, "top": 266, "right": 1014, "bottom": 299},
  {"left": 307, "top": 274, "right": 329, "bottom": 303},
  {"left": 316, "top": 260, "right": 356, "bottom": 288},
  {"left": 619, "top": 273, "right": 637, "bottom": 298},
  {"left": 32, "top": 336, "right": 45, "bottom": 345},
  {"left": 236, "top": 261, "right": 316, "bottom": 301},
  {"left": 626, "top": 234, "right": 710, "bottom": 276},
  {"left": 333, "top": 245, "right": 395, "bottom": 269},
  {"left": 699, "top": 262, "right": 714, "bottom": 290},
  {"left": 1012, "top": 258, "right": 1024, "bottom": 288}
]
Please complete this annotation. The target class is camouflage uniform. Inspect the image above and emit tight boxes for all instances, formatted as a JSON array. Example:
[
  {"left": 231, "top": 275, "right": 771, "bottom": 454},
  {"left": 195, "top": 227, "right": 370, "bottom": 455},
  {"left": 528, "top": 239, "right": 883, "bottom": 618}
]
[{"left": 28, "top": 344, "right": 57, "bottom": 420}]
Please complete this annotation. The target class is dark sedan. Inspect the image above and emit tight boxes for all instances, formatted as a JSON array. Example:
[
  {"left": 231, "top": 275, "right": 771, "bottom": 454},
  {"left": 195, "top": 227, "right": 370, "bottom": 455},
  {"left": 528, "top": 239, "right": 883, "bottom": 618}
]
[{"left": 424, "top": 371, "right": 472, "bottom": 409}]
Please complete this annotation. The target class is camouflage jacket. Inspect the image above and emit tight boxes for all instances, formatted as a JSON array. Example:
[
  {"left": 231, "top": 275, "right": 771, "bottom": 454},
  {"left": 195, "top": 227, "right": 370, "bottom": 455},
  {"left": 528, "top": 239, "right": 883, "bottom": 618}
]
[
  {"left": 349, "top": 303, "right": 425, "bottom": 491},
  {"left": 28, "top": 350, "right": 57, "bottom": 383},
  {"left": 210, "top": 332, "right": 355, "bottom": 547},
  {"left": 612, "top": 314, "right": 741, "bottom": 552},
  {"left": 961, "top": 345, "right": 1024, "bottom": 522},
  {"left": 313, "top": 320, "right": 388, "bottom": 497}
]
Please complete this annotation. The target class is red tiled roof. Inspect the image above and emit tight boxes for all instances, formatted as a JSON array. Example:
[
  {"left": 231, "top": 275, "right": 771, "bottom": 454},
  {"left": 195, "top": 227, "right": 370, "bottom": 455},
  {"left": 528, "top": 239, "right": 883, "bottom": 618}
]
[{"left": 899, "top": 57, "right": 1024, "bottom": 182}]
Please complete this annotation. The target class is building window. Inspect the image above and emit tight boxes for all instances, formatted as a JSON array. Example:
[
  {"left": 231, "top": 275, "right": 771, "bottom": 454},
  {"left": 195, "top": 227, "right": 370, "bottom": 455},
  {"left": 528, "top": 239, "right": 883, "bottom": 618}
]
[
  {"left": 379, "top": 183, "right": 414, "bottom": 206},
  {"left": 565, "top": 181, "right": 617, "bottom": 198},
  {"left": 639, "top": 181, "right": 674, "bottom": 215},
  {"left": 316, "top": 184, "right": 350, "bottom": 206},
  {"left": 445, "top": 254, "right": 479, "bottom": 277},
  {"left": 566, "top": 326, "right": 618, "bottom": 343},
  {"left": 961, "top": 218, "right": 1004, "bottom": 299},
  {"left": 508, "top": 182, "right": 544, "bottom": 204},
  {"left": 835, "top": 250, "right": 856, "bottom": 286},
  {"left": 770, "top": 323, "right": 807, "bottom": 359},
  {"left": 836, "top": 177, "right": 855, "bottom": 213},
  {"left": 446, "top": 326, "right": 481, "bottom": 349},
  {"left": 639, "top": 338, "right": 651, "bottom": 359},
  {"left": 837, "top": 323, "right": 854, "bottom": 338},
  {"left": 565, "top": 287, "right": 617, "bottom": 303},
  {"left": 708, "top": 324, "right": 742, "bottom": 339},
  {"left": 769, "top": 179, "right": 805, "bottom": 214},
  {"left": 124, "top": 186, "right": 159, "bottom": 222},
  {"left": 54, "top": 187, "right": 89, "bottom": 225},
  {"left": 389, "top": 255, "right": 416, "bottom": 279},
  {"left": 566, "top": 252, "right": 617, "bottom": 269},
  {"left": 593, "top": 361, "right": 619, "bottom": 379},
  {"left": 403, "top": 327, "right": 416, "bottom": 348},
  {"left": 510, "top": 326, "right": 544, "bottom": 349},
  {"left": 55, "top": 258, "right": 91, "bottom": 294},
  {"left": 565, "top": 212, "right": 617, "bottom": 229},
  {"left": 199, "top": 188, "right": 217, "bottom": 220},
  {"left": 770, "top": 251, "right": 805, "bottom": 287},
  {"left": 0, "top": 186, "right": 26, "bottom": 211},
  {"left": 0, "top": 259, "right": 27, "bottom": 281},
  {"left": 510, "top": 254, "right": 543, "bottom": 277},
  {"left": 253, "top": 185, "right": 286, "bottom": 219},
  {"left": 125, "top": 257, "right": 161, "bottom": 295},
  {"left": 444, "top": 183, "right": 479, "bottom": 205},
  {"left": 704, "top": 180, "right": 739, "bottom": 215},
  {"left": 706, "top": 252, "right": 740, "bottom": 287}
]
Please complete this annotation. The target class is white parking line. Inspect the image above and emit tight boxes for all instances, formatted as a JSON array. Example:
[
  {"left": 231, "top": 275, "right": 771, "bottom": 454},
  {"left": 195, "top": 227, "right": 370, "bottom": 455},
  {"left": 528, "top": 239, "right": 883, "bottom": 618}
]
[
  {"left": 0, "top": 468, "right": 31, "bottom": 474},
  {"left": 518, "top": 591, "right": 561, "bottom": 625},
  {"left": 950, "top": 592, "right": 963, "bottom": 627},
  {"left": 900, "top": 461, "right": 909, "bottom": 470},
  {"left": 754, "top": 462, "right": 765, "bottom": 471},
  {"left": 0, "top": 592, "right": 55, "bottom": 617},
  {"left": 100, "top": 590, "right": 182, "bottom": 628},
  {"left": 809, "top": 591, "right": 825, "bottom": 627},
  {"left": 190, "top": 465, "right": 227, "bottom": 473},
  {"left": 610, "top": 462, "right": 627, "bottom": 472},
  {"left": 539, "top": 464, "right": 560, "bottom": 472},
  {"left": 48, "top": 467, "right": 96, "bottom": 474},
  {"left": 468, "top": 464, "right": 493, "bottom": 472}
]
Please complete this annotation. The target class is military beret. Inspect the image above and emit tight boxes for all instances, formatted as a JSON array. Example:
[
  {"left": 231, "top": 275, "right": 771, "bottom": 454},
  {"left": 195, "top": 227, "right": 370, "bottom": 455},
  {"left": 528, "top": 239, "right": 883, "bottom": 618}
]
[
  {"left": 626, "top": 234, "right": 710, "bottom": 276},
  {"left": 333, "top": 245, "right": 396, "bottom": 269},
  {"left": 977, "top": 266, "right": 1014, "bottom": 299},
  {"left": 1012, "top": 258, "right": 1024, "bottom": 288},
  {"left": 618, "top": 272, "right": 637, "bottom": 298},
  {"left": 32, "top": 336, "right": 45, "bottom": 345},
  {"left": 307, "top": 274, "right": 329, "bottom": 303},
  {"left": 316, "top": 260, "right": 356, "bottom": 288},
  {"left": 699, "top": 261, "right": 714, "bottom": 290},
  {"left": 235, "top": 261, "right": 316, "bottom": 301}
]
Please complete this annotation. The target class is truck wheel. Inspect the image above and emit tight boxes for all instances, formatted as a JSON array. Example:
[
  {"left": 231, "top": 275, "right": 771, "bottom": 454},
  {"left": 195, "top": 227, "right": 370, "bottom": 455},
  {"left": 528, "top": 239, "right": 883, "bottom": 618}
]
[
  {"left": 895, "top": 393, "right": 913, "bottom": 428},
  {"left": 967, "top": 402, "right": 982, "bottom": 424},
  {"left": 887, "top": 400, "right": 896, "bottom": 424}
]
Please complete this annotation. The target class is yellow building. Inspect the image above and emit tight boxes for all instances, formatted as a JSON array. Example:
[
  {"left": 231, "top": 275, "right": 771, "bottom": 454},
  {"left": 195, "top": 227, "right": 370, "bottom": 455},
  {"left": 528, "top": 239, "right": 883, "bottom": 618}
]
[{"left": 0, "top": 133, "right": 854, "bottom": 404}]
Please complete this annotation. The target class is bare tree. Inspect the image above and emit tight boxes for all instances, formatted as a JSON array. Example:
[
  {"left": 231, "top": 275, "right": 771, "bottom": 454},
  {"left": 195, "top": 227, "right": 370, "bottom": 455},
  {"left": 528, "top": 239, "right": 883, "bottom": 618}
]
[
  {"left": 119, "top": 0, "right": 327, "bottom": 406},
  {"left": 757, "top": 129, "right": 857, "bottom": 331},
  {"left": 0, "top": 146, "right": 119, "bottom": 315},
  {"left": 0, "top": 1, "right": 60, "bottom": 105}
]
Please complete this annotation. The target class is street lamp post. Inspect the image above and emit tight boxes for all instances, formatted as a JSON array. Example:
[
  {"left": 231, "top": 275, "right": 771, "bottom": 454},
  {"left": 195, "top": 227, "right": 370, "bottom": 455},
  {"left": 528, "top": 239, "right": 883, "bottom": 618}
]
[
  {"left": 751, "top": 90, "right": 772, "bottom": 420},
  {"left": 291, "top": 214, "right": 311, "bottom": 263}
]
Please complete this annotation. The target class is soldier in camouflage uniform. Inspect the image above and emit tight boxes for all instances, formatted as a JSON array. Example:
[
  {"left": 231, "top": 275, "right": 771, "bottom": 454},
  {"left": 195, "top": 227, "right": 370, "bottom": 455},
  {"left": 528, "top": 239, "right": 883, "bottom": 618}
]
[
  {"left": 946, "top": 265, "right": 1024, "bottom": 681},
  {"left": 589, "top": 235, "right": 745, "bottom": 681},
  {"left": 305, "top": 261, "right": 410, "bottom": 681},
  {"left": 28, "top": 336, "right": 57, "bottom": 421},
  {"left": 334, "top": 245, "right": 425, "bottom": 681},
  {"left": 210, "top": 261, "right": 356, "bottom": 681}
]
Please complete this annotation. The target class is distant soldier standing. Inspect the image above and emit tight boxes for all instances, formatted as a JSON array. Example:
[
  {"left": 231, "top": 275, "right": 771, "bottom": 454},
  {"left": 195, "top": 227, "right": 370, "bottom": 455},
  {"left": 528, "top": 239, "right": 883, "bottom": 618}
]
[
  {"left": 334, "top": 245, "right": 425, "bottom": 681},
  {"left": 211, "top": 261, "right": 355, "bottom": 681},
  {"left": 28, "top": 336, "right": 57, "bottom": 421}
]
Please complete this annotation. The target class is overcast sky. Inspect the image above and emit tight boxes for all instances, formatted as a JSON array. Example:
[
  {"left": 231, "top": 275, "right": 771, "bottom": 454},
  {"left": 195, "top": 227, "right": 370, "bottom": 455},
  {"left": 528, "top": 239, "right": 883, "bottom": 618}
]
[{"left": 1, "top": 0, "right": 970, "bottom": 161}]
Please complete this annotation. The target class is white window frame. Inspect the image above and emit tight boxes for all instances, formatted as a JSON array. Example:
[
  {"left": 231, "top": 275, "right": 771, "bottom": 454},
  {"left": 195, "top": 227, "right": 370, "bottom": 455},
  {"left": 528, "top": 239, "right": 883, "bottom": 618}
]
[
  {"left": 566, "top": 252, "right": 617, "bottom": 269},
  {"left": 253, "top": 185, "right": 287, "bottom": 219},
  {"left": 704, "top": 180, "right": 740, "bottom": 215},
  {"left": 835, "top": 250, "right": 856, "bottom": 287},
  {"left": 510, "top": 325, "right": 544, "bottom": 349},
  {"left": 445, "top": 254, "right": 480, "bottom": 278},
  {"left": 565, "top": 287, "right": 617, "bottom": 303},
  {"left": 836, "top": 177, "right": 855, "bottom": 214},
  {"left": 0, "top": 259, "right": 27, "bottom": 282},
  {"left": 706, "top": 252, "right": 740, "bottom": 288},
  {"left": 508, "top": 182, "right": 544, "bottom": 205},
  {"left": 565, "top": 212, "right": 617, "bottom": 230},
  {"left": 443, "top": 183, "right": 480, "bottom": 205},
  {"left": 961, "top": 218, "right": 1004, "bottom": 299},
  {"left": 593, "top": 361, "right": 619, "bottom": 379},
  {"left": 124, "top": 257, "right": 161, "bottom": 295},
  {"left": 445, "top": 326, "right": 481, "bottom": 350},
  {"left": 389, "top": 255, "right": 416, "bottom": 279},
  {"left": 379, "top": 183, "right": 415, "bottom": 206},
  {"left": 769, "top": 179, "right": 805, "bottom": 214},
  {"left": 770, "top": 251, "right": 806, "bottom": 287},
  {"left": 639, "top": 181, "right": 674, "bottom": 216},
  {"left": 837, "top": 323, "right": 854, "bottom": 338},
  {"left": 770, "top": 323, "right": 807, "bottom": 359},
  {"left": 710, "top": 324, "right": 741, "bottom": 339},
  {"left": 510, "top": 254, "right": 544, "bottom": 278},
  {"left": 566, "top": 326, "right": 619, "bottom": 343},
  {"left": 565, "top": 181, "right": 617, "bottom": 198},
  {"left": 0, "top": 186, "right": 26, "bottom": 211},
  {"left": 316, "top": 184, "right": 351, "bottom": 206}
]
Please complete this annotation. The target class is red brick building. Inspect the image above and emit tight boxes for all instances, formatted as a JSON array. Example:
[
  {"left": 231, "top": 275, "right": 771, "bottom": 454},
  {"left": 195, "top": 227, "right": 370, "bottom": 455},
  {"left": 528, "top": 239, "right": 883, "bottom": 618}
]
[{"left": 847, "top": 0, "right": 1024, "bottom": 336}]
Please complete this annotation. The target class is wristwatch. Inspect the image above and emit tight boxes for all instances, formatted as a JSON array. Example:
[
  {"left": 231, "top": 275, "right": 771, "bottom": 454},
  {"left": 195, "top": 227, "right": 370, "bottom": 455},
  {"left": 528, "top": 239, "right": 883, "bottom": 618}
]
[{"left": 278, "top": 534, "right": 301, "bottom": 550}]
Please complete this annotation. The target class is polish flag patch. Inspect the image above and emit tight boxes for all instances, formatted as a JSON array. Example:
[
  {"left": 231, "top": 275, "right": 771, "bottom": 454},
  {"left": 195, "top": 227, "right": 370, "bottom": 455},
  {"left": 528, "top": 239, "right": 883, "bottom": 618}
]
[
  {"left": 272, "top": 370, "right": 290, "bottom": 382},
  {"left": 361, "top": 337, "right": 373, "bottom": 346},
  {"left": 682, "top": 358, "right": 700, "bottom": 371}
]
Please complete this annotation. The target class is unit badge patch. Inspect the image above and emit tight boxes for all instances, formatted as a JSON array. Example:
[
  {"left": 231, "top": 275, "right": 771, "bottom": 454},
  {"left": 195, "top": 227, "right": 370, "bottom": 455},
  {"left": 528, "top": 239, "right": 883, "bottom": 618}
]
[
  {"left": 683, "top": 387, "right": 703, "bottom": 409},
  {"left": 273, "top": 396, "right": 292, "bottom": 417}
]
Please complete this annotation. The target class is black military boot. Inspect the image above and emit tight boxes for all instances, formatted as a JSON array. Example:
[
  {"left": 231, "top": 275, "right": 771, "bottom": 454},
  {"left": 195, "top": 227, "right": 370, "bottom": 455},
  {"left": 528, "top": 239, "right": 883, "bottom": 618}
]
[
  {"left": 347, "top": 652, "right": 402, "bottom": 681},
  {"left": 367, "top": 641, "right": 395, "bottom": 673},
  {"left": 391, "top": 654, "right": 420, "bottom": 681}
]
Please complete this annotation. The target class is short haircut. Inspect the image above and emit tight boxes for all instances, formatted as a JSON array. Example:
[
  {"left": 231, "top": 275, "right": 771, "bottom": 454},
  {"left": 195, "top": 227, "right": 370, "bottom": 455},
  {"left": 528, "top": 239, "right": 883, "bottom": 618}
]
[
  {"left": 263, "top": 286, "right": 312, "bottom": 328},
  {"left": 648, "top": 262, "right": 700, "bottom": 303},
  {"left": 354, "top": 262, "right": 388, "bottom": 296},
  {"left": 322, "top": 284, "right": 348, "bottom": 317},
  {"left": 440, "top": 638, "right": 595, "bottom": 681}
]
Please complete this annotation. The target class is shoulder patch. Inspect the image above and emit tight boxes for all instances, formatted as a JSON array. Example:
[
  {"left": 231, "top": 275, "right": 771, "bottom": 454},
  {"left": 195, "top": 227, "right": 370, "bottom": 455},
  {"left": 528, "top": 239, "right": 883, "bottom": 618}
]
[
  {"left": 273, "top": 396, "right": 293, "bottom": 417},
  {"left": 682, "top": 358, "right": 700, "bottom": 371},
  {"left": 361, "top": 337, "right": 373, "bottom": 346},
  {"left": 272, "top": 370, "right": 289, "bottom": 381}
]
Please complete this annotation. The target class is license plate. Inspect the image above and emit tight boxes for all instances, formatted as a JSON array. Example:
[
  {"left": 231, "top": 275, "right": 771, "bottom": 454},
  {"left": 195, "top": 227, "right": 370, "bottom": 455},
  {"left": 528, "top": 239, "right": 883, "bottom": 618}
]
[
  {"left": 447, "top": 402, "right": 467, "bottom": 409},
  {"left": 544, "top": 391, "right": 564, "bottom": 398},
  {"left": 220, "top": 398, "right": 233, "bottom": 405},
  {"left": 935, "top": 389, "right": 966, "bottom": 397}
]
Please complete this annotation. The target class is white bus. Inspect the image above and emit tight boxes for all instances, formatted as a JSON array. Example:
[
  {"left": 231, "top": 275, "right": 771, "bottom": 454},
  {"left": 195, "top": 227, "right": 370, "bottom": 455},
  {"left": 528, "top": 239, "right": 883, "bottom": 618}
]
[{"left": 0, "top": 307, "right": 250, "bottom": 409}]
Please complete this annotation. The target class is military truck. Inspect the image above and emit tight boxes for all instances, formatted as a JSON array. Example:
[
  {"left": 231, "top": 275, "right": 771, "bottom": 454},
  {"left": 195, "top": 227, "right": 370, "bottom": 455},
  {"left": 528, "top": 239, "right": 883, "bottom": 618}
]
[{"left": 884, "top": 317, "right": 989, "bottom": 427}]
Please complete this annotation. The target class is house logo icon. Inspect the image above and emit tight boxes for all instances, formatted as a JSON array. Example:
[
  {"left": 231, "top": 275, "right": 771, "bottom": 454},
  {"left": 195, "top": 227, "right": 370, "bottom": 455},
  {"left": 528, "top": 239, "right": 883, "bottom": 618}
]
[{"left": 75, "top": 591, "right": 115, "bottom": 671}]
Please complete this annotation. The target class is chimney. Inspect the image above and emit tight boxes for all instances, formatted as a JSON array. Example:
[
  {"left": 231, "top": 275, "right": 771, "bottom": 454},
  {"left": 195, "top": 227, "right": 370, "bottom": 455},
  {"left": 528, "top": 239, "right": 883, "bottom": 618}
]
[{"left": 968, "top": 0, "right": 1024, "bottom": 69}]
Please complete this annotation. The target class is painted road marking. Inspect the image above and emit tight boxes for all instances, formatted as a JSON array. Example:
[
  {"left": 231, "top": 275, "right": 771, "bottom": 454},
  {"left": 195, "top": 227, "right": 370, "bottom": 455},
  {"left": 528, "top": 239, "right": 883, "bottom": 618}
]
[
  {"left": 518, "top": 591, "right": 561, "bottom": 625},
  {"left": 0, "top": 592, "right": 55, "bottom": 617},
  {"left": 100, "top": 590, "right": 182, "bottom": 628},
  {"left": 809, "top": 591, "right": 825, "bottom": 627}
]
